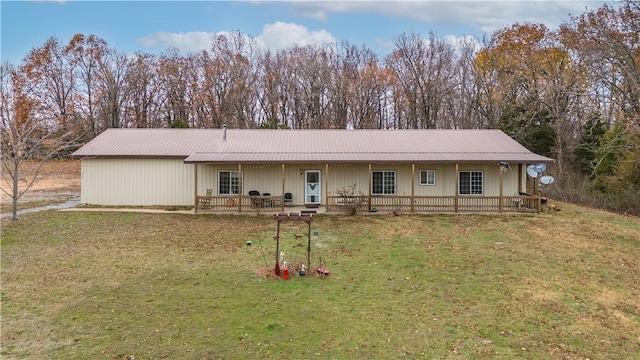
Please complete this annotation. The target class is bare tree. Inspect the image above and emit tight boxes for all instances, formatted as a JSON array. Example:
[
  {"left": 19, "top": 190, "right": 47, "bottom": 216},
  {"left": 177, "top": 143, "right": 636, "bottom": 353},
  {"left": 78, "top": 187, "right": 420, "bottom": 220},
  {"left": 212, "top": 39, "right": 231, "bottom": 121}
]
[
  {"left": 385, "top": 31, "right": 456, "bottom": 129},
  {"left": 285, "top": 45, "right": 335, "bottom": 129},
  {"left": 95, "top": 50, "right": 132, "bottom": 130},
  {"left": 472, "top": 35, "right": 502, "bottom": 129},
  {"left": 21, "top": 36, "right": 78, "bottom": 133},
  {"left": 560, "top": 1, "right": 640, "bottom": 122},
  {"left": 122, "top": 53, "right": 160, "bottom": 128},
  {"left": 335, "top": 42, "right": 391, "bottom": 129},
  {"left": 1, "top": 62, "right": 84, "bottom": 221},
  {"left": 64, "top": 34, "right": 109, "bottom": 137},
  {"left": 198, "top": 32, "right": 260, "bottom": 129},
  {"left": 156, "top": 48, "right": 193, "bottom": 128},
  {"left": 255, "top": 50, "right": 290, "bottom": 128},
  {"left": 448, "top": 37, "right": 481, "bottom": 129}
]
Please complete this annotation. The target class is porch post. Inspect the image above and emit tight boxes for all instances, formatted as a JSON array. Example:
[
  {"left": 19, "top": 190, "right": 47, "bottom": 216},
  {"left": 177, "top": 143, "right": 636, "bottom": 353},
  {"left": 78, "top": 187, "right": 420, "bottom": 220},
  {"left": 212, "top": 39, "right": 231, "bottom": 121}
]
[
  {"left": 498, "top": 163, "right": 503, "bottom": 213},
  {"left": 411, "top": 163, "right": 415, "bottom": 213},
  {"left": 281, "top": 163, "right": 285, "bottom": 212},
  {"left": 194, "top": 164, "right": 198, "bottom": 214},
  {"left": 535, "top": 177, "right": 541, "bottom": 213},
  {"left": 454, "top": 163, "right": 459, "bottom": 213},
  {"left": 325, "top": 163, "right": 329, "bottom": 210},
  {"left": 238, "top": 163, "right": 243, "bottom": 213},
  {"left": 368, "top": 163, "right": 372, "bottom": 212}
]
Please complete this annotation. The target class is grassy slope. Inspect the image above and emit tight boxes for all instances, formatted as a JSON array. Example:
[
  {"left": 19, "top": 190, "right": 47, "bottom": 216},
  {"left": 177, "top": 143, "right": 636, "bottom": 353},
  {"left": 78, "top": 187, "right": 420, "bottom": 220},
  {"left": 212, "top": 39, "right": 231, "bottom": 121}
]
[{"left": 1, "top": 203, "right": 639, "bottom": 359}]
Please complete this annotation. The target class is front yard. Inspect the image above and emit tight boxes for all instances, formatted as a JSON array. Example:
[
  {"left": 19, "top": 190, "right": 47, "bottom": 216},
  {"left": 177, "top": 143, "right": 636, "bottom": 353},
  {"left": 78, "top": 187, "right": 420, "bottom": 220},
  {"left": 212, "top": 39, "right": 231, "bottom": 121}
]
[{"left": 1, "top": 203, "right": 639, "bottom": 359}]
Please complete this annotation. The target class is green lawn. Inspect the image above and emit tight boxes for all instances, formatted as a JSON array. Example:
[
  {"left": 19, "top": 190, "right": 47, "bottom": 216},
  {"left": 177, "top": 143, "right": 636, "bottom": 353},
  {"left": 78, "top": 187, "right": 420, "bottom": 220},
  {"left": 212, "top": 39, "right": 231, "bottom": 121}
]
[{"left": 1, "top": 203, "right": 639, "bottom": 359}]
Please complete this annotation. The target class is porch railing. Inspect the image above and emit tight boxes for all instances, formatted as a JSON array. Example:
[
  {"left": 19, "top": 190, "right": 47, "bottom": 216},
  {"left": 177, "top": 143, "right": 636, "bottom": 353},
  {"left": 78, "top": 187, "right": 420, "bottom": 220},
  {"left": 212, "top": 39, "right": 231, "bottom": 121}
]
[
  {"left": 196, "top": 194, "right": 540, "bottom": 213},
  {"left": 196, "top": 195, "right": 285, "bottom": 212},
  {"left": 327, "top": 196, "right": 370, "bottom": 213},
  {"left": 327, "top": 195, "right": 540, "bottom": 213}
]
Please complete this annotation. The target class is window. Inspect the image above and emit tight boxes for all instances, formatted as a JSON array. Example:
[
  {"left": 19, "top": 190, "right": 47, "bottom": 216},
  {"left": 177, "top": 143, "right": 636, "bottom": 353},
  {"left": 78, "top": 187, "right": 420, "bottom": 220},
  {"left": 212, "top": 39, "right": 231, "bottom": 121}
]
[
  {"left": 372, "top": 171, "right": 396, "bottom": 195},
  {"left": 218, "top": 171, "right": 242, "bottom": 195},
  {"left": 459, "top": 171, "right": 483, "bottom": 195},
  {"left": 420, "top": 169, "right": 436, "bottom": 186}
]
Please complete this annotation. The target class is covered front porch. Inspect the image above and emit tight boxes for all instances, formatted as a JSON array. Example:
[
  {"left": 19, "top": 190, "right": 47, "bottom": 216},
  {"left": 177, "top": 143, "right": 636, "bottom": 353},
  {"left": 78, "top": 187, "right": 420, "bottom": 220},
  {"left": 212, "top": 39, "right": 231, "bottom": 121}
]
[{"left": 191, "top": 162, "right": 545, "bottom": 214}]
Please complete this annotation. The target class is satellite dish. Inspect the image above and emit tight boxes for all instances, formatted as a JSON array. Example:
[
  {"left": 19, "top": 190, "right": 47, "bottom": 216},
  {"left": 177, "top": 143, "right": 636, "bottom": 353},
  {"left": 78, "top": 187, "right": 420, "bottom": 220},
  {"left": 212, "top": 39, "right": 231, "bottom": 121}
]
[
  {"left": 526, "top": 165, "right": 539, "bottom": 178},
  {"left": 533, "top": 163, "right": 547, "bottom": 173},
  {"left": 540, "top": 175, "right": 555, "bottom": 185}
]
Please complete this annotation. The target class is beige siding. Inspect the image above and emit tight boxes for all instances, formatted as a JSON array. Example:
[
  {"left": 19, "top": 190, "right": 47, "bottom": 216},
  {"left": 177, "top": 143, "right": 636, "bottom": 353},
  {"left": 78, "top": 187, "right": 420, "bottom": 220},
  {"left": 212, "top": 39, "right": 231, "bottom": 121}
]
[
  {"left": 414, "top": 164, "right": 450, "bottom": 196},
  {"left": 326, "top": 164, "right": 371, "bottom": 196},
  {"left": 84, "top": 160, "right": 527, "bottom": 207},
  {"left": 81, "top": 158, "right": 194, "bottom": 206},
  {"left": 502, "top": 166, "right": 521, "bottom": 196}
]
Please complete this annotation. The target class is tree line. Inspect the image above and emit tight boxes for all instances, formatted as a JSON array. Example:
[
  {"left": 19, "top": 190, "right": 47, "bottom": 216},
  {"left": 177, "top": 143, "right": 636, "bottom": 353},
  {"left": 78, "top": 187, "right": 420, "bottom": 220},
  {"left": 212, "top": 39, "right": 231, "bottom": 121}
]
[{"left": 2, "top": 1, "right": 639, "bottom": 215}]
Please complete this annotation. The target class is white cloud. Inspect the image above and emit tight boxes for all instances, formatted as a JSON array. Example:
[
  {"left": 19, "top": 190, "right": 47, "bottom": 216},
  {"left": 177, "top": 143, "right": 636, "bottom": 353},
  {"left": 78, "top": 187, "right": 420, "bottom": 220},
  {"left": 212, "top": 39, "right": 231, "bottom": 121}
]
[
  {"left": 444, "top": 34, "right": 483, "bottom": 54},
  {"left": 136, "top": 22, "right": 336, "bottom": 55},
  {"left": 135, "top": 1, "right": 606, "bottom": 56},
  {"left": 256, "top": 21, "right": 336, "bottom": 51},
  {"left": 291, "top": 1, "right": 609, "bottom": 34},
  {"left": 136, "top": 31, "right": 215, "bottom": 53}
]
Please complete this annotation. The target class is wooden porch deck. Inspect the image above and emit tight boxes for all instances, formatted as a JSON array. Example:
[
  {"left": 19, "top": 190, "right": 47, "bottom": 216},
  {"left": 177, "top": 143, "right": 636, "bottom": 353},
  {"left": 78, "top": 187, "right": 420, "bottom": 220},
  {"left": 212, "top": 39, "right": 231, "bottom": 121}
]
[{"left": 195, "top": 194, "right": 541, "bottom": 214}]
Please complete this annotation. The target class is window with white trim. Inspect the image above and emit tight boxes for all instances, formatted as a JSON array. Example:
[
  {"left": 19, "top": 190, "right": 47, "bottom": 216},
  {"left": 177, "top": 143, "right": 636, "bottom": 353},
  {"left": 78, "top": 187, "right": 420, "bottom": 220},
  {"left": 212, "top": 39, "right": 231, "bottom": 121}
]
[
  {"left": 419, "top": 169, "right": 436, "bottom": 186},
  {"left": 218, "top": 171, "right": 242, "bottom": 195},
  {"left": 372, "top": 170, "right": 396, "bottom": 195},
  {"left": 459, "top": 171, "right": 483, "bottom": 195}
]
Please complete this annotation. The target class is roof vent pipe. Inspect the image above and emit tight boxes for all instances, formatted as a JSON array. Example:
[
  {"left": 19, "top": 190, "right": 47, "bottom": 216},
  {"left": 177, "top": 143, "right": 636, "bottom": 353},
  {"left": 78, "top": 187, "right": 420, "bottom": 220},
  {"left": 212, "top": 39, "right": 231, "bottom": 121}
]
[{"left": 223, "top": 124, "right": 227, "bottom": 140}]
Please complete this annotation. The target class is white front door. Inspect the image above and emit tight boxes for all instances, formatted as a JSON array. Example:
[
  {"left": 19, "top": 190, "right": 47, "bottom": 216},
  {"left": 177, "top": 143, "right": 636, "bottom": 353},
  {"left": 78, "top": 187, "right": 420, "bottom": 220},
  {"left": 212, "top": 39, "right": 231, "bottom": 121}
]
[{"left": 305, "top": 170, "right": 321, "bottom": 205}]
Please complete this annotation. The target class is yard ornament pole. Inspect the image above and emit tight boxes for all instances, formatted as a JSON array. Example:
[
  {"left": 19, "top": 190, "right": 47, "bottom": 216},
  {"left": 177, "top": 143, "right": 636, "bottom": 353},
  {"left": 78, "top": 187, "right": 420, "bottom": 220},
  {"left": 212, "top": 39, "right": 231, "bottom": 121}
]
[{"left": 274, "top": 220, "right": 281, "bottom": 276}]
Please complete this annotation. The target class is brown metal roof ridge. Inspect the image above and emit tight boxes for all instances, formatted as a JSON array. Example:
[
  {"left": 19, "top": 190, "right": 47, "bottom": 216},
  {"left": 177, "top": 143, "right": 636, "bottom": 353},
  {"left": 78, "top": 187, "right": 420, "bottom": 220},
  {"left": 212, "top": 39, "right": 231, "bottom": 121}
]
[{"left": 72, "top": 128, "right": 554, "bottom": 163}]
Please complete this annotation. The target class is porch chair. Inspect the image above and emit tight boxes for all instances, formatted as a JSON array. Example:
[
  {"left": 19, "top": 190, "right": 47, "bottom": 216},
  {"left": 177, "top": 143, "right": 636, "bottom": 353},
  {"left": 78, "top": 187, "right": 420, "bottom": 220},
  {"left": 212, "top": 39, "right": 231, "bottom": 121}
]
[
  {"left": 262, "top": 193, "right": 272, "bottom": 207},
  {"left": 248, "top": 190, "right": 262, "bottom": 208},
  {"left": 199, "top": 188, "right": 212, "bottom": 209},
  {"left": 284, "top": 192, "right": 293, "bottom": 207}
]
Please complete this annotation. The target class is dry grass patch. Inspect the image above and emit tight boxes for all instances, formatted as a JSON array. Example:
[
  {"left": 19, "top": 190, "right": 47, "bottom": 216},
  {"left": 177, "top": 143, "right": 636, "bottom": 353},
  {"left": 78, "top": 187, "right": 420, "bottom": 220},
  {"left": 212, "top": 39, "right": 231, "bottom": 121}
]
[{"left": 1, "top": 159, "right": 80, "bottom": 213}]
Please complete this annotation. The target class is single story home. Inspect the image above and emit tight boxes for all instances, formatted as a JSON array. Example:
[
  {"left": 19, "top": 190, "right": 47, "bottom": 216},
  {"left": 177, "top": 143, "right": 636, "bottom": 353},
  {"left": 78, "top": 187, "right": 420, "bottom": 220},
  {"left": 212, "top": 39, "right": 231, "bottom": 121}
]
[{"left": 71, "top": 127, "right": 553, "bottom": 214}]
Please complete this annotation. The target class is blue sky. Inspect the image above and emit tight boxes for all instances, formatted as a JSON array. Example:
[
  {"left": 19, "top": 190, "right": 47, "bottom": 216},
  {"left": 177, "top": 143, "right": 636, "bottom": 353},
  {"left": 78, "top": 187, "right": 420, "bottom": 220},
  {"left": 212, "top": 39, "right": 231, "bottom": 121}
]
[{"left": 2, "top": 1, "right": 609, "bottom": 64}]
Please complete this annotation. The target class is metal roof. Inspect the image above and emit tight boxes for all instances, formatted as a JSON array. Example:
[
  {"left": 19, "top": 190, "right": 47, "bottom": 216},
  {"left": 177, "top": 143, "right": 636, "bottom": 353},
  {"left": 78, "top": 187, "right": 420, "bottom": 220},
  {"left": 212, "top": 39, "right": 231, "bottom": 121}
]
[{"left": 72, "top": 128, "right": 554, "bottom": 164}]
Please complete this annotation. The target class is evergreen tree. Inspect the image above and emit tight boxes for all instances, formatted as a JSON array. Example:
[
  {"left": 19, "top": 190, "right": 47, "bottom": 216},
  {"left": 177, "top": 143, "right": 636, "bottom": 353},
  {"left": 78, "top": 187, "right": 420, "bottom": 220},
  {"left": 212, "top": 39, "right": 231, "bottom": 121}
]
[
  {"left": 573, "top": 114, "right": 606, "bottom": 176},
  {"left": 499, "top": 98, "right": 556, "bottom": 158}
]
